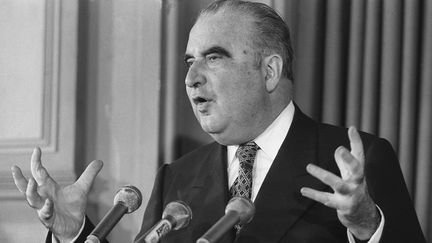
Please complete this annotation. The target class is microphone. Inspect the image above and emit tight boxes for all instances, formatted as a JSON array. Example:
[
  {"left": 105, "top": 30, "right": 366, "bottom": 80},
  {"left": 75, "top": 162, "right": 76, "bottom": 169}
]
[
  {"left": 196, "top": 197, "right": 255, "bottom": 243},
  {"left": 136, "top": 200, "right": 192, "bottom": 243},
  {"left": 85, "top": 185, "right": 142, "bottom": 243}
]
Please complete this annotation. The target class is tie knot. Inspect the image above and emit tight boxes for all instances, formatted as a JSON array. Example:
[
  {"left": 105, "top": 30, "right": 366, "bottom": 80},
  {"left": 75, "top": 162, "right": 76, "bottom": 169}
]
[{"left": 236, "top": 141, "right": 259, "bottom": 167}]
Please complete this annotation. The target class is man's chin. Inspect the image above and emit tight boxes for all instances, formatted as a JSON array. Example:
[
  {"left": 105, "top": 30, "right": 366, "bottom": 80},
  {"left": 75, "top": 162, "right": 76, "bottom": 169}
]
[
  {"left": 199, "top": 117, "right": 220, "bottom": 132},
  {"left": 201, "top": 124, "right": 221, "bottom": 136},
  {"left": 200, "top": 124, "right": 227, "bottom": 144},
  {"left": 199, "top": 120, "right": 238, "bottom": 145}
]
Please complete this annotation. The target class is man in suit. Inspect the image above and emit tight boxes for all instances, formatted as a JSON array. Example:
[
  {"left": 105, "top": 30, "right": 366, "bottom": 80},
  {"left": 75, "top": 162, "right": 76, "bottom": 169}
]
[{"left": 11, "top": 1, "right": 425, "bottom": 242}]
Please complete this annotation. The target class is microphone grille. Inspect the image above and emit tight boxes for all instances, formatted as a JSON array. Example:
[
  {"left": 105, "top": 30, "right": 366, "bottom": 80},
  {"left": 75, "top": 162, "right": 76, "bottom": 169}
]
[
  {"left": 114, "top": 185, "right": 142, "bottom": 213},
  {"left": 162, "top": 201, "right": 193, "bottom": 230},
  {"left": 225, "top": 196, "right": 255, "bottom": 225}
]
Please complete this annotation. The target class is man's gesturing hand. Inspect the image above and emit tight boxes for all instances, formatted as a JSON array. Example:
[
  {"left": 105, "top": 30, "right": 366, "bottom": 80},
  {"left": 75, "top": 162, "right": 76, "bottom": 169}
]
[
  {"left": 11, "top": 147, "right": 103, "bottom": 242},
  {"left": 300, "top": 127, "right": 380, "bottom": 240}
]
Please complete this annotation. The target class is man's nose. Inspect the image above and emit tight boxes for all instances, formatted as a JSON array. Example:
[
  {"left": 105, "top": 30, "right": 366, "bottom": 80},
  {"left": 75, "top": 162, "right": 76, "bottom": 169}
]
[{"left": 185, "top": 62, "right": 206, "bottom": 88}]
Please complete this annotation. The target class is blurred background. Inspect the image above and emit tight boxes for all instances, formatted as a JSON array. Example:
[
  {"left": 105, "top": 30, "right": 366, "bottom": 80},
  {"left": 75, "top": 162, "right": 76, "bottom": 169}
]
[{"left": 0, "top": 0, "right": 431, "bottom": 242}]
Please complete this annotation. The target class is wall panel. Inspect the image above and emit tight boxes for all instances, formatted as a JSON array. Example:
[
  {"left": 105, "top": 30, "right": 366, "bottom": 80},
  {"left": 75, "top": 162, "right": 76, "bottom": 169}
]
[{"left": 0, "top": 0, "right": 78, "bottom": 242}]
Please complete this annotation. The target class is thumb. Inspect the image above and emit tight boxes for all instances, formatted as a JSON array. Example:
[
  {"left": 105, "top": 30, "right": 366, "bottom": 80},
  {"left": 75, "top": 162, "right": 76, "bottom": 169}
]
[{"left": 75, "top": 160, "right": 103, "bottom": 194}]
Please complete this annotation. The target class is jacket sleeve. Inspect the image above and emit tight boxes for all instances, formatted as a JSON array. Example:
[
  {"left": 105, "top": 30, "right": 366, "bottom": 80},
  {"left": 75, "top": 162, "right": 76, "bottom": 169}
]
[
  {"left": 364, "top": 138, "right": 426, "bottom": 243},
  {"left": 46, "top": 215, "right": 109, "bottom": 243}
]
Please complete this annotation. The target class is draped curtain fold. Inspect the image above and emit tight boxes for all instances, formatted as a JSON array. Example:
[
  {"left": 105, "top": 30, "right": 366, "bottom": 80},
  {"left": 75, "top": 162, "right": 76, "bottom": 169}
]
[{"left": 164, "top": 0, "right": 432, "bottom": 240}]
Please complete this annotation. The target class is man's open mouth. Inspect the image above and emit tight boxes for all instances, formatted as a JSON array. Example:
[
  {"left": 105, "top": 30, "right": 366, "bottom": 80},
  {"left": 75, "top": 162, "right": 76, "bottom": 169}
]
[{"left": 193, "top": 96, "right": 209, "bottom": 105}]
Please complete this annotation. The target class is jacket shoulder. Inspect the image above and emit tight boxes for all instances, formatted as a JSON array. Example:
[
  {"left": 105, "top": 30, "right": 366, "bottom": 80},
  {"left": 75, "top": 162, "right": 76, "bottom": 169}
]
[{"left": 317, "top": 122, "right": 382, "bottom": 149}]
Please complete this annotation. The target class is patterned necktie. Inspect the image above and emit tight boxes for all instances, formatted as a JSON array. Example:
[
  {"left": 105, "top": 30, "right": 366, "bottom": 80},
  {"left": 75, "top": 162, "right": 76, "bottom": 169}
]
[{"left": 229, "top": 141, "right": 259, "bottom": 232}]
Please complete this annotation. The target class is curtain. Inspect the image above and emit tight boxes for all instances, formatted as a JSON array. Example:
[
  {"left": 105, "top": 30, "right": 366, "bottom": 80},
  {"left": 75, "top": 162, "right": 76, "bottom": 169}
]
[
  {"left": 276, "top": 0, "right": 432, "bottom": 239},
  {"left": 161, "top": 0, "right": 432, "bottom": 240}
]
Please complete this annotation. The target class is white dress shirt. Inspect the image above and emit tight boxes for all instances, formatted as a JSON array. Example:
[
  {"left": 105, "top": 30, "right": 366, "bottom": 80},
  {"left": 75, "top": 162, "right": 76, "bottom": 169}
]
[
  {"left": 227, "top": 101, "right": 384, "bottom": 243},
  {"left": 227, "top": 101, "right": 294, "bottom": 202}
]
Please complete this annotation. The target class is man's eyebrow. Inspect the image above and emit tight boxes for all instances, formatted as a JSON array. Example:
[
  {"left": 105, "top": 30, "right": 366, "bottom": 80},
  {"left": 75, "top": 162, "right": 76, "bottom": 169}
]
[
  {"left": 202, "top": 46, "right": 232, "bottom": 58},
  {"left": 183, "top": 46, "right": 232, "bottom": 63}
]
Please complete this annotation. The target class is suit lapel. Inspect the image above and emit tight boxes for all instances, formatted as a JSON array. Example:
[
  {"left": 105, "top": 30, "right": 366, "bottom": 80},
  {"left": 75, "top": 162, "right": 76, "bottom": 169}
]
[
  {"left": 189, "top": 143, "right": 229, "bottom": 202},
  {"left": 237, "top": 106, "right": 329, "bottom": 242},
  {"left": 181, "top": 143, "right": 235, "bottom": 242}
]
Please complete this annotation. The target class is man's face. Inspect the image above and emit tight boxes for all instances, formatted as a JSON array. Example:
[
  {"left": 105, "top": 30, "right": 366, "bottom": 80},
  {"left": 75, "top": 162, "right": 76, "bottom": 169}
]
[{"left": 184, "top": 12, "right": 271, "bottom": 145}]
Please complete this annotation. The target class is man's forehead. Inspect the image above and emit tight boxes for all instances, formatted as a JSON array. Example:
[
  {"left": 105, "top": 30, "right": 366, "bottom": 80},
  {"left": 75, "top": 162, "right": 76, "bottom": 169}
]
[
  {"left": 186, "top": 12, "right": 252, "bottom": 55},
  {"left": 186, "top": 28, "right": 232, "bottom": 55}
]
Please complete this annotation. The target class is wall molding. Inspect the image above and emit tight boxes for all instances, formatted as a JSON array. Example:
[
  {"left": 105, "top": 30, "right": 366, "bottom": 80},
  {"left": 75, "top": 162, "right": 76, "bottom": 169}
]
[
  {"left": 0, "top": 0, "right": 60, "bottom": 153},
  {"left": 0, "top": 0, "right": 77, "bottom": 201}
]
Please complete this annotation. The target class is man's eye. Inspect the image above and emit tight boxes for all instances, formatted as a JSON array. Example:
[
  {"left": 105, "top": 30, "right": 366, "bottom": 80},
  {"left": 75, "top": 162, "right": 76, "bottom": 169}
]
[
  {"left": 185, "top": 60, "right": 194, "bottom": 68},
  {"left": 207, "top": 55, "right": 221, "bottom": 62}
]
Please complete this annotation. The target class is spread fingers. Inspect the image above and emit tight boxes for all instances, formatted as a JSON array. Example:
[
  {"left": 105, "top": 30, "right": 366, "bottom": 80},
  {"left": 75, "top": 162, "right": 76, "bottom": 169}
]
[
  {"left": 11, "top": 165, "right": 28, "bottom": 193},
  {"left": 306, "top": 164, "right": 354, "bottom": 194},
  {"left": 300, "top": 187, "right": 338, "bottom": 209},
  {"left": 30, "top": 147, "right": 53, "bottom": 185},
  {"left": 26, "top": 178, "right": 44, "bottom": 209}
]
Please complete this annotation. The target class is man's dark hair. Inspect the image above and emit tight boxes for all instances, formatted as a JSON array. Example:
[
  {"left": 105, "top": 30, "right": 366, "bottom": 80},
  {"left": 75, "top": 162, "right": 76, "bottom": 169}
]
[{"left": 199, "top": 0, "right": 294, "bottom": 81}]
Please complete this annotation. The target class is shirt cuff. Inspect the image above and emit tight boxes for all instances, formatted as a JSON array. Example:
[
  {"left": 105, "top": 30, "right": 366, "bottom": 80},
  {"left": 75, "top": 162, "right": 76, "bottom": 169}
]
[
  {"left": 52, "top": 217, "right": 86, "bottom": 243},
  {"left": 347, "top": 205, "right": 385, "bottom": 243}
]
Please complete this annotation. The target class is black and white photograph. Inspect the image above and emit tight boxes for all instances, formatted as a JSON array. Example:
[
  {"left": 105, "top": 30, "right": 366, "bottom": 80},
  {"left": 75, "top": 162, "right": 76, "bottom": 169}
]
[{"left": 0, "top": 0, "right": 431, "bottom": 242}]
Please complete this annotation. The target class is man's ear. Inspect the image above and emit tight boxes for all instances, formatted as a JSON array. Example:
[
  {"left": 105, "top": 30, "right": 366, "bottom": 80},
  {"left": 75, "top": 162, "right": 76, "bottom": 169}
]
[{"left": 263, "top": 54, "right": 283, "bottom": 92}]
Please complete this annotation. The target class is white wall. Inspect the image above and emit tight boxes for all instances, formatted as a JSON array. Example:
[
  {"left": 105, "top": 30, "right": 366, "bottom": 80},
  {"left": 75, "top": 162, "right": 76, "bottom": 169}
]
[
  {"left": 0, "top": 0, "right": 78, "bottom": 242},
  {"left": 0, "top": 0, "right": 161, "bottom": 242}
]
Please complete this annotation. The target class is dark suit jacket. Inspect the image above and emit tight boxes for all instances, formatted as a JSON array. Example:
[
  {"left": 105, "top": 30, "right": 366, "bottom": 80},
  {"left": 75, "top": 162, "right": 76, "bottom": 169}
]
[
  {"left": 49, "top": 106, "right": 425, "bottom": 242},
  {"left": 134, "top": 106, "right": 425, "bottom": 243}
]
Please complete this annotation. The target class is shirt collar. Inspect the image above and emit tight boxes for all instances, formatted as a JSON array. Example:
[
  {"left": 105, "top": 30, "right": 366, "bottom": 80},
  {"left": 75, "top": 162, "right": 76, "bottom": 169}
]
[{"left": 227, "top": 101, "right": 295, "bottom": 162}]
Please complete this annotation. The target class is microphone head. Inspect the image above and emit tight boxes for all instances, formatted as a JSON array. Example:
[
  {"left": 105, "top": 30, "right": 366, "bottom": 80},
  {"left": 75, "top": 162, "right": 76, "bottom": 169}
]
[
  {"left": 162, "top": 201, "right": 192, "bottom": 230},
  {"left": 114, "top": 185, "right": 142, "bottom": 213},
  {"left": 225, "top": 197, "right": 255, "bottom": 225}
]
